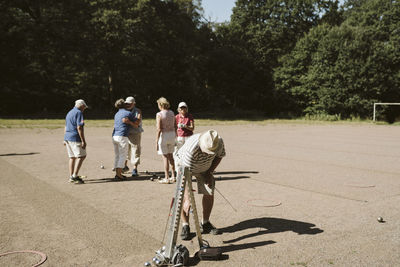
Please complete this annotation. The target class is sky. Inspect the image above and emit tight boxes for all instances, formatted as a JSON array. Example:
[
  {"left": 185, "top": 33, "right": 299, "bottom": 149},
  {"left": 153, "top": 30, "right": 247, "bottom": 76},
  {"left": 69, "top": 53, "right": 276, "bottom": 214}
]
[
  {"left": 200, "top": 0, "right": 346, "bottom": 23},
  {"left": 201, "top": 0, "right": 236, "bottom": 23}
]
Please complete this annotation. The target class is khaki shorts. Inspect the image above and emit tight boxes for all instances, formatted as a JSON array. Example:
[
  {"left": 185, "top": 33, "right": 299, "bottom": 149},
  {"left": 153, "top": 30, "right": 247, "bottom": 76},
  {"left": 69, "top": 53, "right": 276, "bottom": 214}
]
[
  {"left": 193, "top": 172, "right": 215, "bottom": 195},
  {"left": 65, "top": 141, "right": 86, "bottom": 158}
]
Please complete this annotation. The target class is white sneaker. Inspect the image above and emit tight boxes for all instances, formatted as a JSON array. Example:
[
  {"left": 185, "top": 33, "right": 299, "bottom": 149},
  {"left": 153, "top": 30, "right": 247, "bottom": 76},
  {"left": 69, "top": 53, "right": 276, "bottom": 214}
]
[
  {"left": 169, "top": 177, "right": 176, "bottom": 183},
  {"left": 158, "top": 178, "right": 170, "bottom": 184}
]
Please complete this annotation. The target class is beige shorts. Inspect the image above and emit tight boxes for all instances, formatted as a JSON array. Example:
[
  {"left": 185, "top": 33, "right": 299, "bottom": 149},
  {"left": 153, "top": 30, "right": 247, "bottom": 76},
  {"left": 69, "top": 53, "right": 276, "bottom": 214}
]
[
  {"left": 193, "top": 172, "right": 215, "bottom": 195},
  {"left": 65, "top": 141, "right": 86, "bottom": 158}
]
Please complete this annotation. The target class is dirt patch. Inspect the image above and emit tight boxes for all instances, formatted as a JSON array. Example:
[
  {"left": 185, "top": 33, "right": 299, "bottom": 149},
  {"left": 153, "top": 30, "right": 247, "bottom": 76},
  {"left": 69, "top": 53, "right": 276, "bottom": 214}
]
[{"left": 1, "top": 124, "right": 399, "bottom": 266}]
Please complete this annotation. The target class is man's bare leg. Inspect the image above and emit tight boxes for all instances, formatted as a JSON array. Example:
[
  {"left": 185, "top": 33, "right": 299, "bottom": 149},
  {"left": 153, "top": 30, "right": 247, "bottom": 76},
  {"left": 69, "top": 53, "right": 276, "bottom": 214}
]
[
  {"left": 73, "top": 156, "right": 86, "bottom": 177},
  {"left": 202, "top": 195, "right": 214, "bottom": 222},
  {"left": 181, "top": 187, "right": 190, "bottom": 223},
  {"left": 69, "top": 158, "right": 76, "bottom": 177}
]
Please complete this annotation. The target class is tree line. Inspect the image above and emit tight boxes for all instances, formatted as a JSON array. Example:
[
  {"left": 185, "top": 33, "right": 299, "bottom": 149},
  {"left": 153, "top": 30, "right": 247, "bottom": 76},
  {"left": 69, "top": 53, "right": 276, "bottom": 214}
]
[{"left": 1, "top": 0, "right": 399, "bottom": 119}]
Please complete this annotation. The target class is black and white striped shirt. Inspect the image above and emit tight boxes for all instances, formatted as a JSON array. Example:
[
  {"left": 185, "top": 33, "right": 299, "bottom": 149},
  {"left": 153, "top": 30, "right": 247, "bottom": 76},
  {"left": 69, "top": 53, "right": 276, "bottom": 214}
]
[{"left": 176, "top": 133, "right": 226, "bottom": 174}]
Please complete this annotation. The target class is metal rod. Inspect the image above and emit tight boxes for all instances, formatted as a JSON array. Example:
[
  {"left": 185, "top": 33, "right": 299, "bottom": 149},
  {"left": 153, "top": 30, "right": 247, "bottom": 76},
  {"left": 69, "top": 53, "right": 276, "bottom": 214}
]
[{"left": 214, "top": 186, "right": 237, "bottom": 212}]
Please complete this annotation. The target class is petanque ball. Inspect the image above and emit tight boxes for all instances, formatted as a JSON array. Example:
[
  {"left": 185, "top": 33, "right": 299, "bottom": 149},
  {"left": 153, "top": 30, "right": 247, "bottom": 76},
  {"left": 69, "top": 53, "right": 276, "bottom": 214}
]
[
  {"left": 377, "top": 217, "right": 384, "bottom": 222},
  {"left": 100, "top": 165, "right": 105, "bottom": 169}
]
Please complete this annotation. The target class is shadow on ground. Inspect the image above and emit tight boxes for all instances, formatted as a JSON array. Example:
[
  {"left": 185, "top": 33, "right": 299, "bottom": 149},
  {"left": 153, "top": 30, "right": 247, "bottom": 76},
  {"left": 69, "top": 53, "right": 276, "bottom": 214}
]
[
  {"left": 83, "top": 170, "right": 257, "bottom": 184},
  {"left": 84, "top": 175, "right": 153, "bottom": 183},
  {"left": 0, "top": 152, "right": 40, "bottom": 156},
  {"left": 187, "top": 240, "right": 275, "bottom": 266},
  {"left": 220, "top": 217, "right": 324, "bottom": 243},
  {"left": 215, "top": 171, "right": 259, "bottom": 175}
]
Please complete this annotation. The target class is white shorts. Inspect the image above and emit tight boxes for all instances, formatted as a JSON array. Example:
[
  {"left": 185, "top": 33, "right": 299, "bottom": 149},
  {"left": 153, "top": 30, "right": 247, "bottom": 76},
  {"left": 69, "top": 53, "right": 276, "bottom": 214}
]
[
  {"left": 65, "top": 141, "right": 86, "bottom": 158},
  {"left": 158, "top": 131, "right": 175, "bottom": 155},
  {"left": 113, "top": 136, "right": 129, "bottom": 168}
]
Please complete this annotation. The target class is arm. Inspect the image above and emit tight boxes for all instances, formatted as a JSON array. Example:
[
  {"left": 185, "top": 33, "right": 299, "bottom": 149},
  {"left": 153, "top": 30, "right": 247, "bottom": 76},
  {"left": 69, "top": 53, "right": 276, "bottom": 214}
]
[
  {"left": 132, "top": 108, "right": 142, "bottom": 127},
  {"left": 63, "top": 126, "right": 66, "bottom": 145},
  {"left": 181, "top": 116, "right": 194, "bottom": 132},
  {"left": 122, "top": 117, "right": 138, "bottom": 128},
  {"left": 174, "top": 116, "right": 178, "bottom": 136},
  {"left": 185, "top": 118, "right": 194, "bottom": 132},
  {"left": 207, "top": 157, "right": 222, "bottom": 174},
  {"left": 77, "top": 125, "right": 86, "bottom": 149},
  {"left": 156, "top": 114, "right": 162, "bottom": 151},
  {"left": 204, "top": 157, "right": 222, "bottom": 186}
]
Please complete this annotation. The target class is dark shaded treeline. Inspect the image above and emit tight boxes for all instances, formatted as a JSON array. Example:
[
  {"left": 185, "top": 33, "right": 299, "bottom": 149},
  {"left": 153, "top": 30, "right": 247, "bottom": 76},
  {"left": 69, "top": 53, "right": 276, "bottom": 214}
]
[{"left": 1, "top": 0, "right": 399, "bottom": 119}]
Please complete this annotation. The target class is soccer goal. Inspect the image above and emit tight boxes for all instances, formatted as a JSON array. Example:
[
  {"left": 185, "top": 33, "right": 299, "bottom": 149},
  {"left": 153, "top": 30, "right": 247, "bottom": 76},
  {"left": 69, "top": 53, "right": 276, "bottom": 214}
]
[{"left": 373, "top": 103, "right": 400, "bottom": 121}]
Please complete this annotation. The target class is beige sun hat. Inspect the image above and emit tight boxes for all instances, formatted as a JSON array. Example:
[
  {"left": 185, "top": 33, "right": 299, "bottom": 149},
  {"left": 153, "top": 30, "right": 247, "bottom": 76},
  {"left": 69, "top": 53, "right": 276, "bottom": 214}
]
[{"left": 199, "top": 130, "right": 220, "bottom": 154}]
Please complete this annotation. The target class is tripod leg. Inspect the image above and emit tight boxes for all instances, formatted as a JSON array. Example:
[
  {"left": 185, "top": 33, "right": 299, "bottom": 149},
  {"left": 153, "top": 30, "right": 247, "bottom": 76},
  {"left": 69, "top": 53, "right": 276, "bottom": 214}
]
[{"left": 163, "top": 166, "right": 187, "bottom": 259}]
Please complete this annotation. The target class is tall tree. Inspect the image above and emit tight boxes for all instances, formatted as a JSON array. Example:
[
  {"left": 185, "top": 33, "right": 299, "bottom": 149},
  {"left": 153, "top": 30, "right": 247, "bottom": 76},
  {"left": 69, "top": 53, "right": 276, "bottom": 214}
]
[{"left": 208, "top": 0, "right": 341, "bottom": 113}]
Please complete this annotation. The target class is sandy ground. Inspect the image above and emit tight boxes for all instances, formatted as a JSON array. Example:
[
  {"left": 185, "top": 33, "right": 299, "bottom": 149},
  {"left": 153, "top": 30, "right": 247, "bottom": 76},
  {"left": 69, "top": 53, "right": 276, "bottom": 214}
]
[{"left": 0, "top": 123, "right": 399, "bottom": 266}]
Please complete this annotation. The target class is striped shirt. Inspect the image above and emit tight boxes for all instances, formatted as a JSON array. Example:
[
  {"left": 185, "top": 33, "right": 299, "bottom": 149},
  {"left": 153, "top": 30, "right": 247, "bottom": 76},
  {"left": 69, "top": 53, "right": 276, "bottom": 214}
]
[{"left": 177, "top": 133, "right": 226, "bottom": 174}]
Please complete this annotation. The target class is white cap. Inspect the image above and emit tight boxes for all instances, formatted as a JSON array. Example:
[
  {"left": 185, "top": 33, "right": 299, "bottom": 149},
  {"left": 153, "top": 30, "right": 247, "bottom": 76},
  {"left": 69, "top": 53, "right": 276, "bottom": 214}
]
[
  {"left": 125, "top": 96, "right": 136, "bottom": 104},
  {"left": 178, "top": 102, "right": 188, "bottom": 108},
  {"left": 199, "top": 130, "right": 220, "bottom": 154},
  {"left": 75, "top": 99, "right": 88, "bottom": 108}
]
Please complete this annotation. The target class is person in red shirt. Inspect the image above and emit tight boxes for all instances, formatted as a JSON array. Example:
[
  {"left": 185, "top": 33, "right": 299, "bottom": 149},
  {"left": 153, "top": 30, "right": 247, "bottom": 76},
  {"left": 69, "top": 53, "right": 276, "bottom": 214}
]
[{"left": 175, "top": 102, "right": 194, "bottom": 151}]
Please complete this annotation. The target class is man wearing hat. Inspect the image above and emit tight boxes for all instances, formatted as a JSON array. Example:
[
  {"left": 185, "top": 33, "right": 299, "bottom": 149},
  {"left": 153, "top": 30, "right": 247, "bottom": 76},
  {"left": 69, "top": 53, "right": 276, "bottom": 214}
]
[
  {"left": 123, "top": 96, "right": 143, "bottom": 176},
  {"left": 176, "top": 130, "right": 226, "bottom": 240},
  {"left": 63, "top": 99, "right": 88, "bottom": 184}
]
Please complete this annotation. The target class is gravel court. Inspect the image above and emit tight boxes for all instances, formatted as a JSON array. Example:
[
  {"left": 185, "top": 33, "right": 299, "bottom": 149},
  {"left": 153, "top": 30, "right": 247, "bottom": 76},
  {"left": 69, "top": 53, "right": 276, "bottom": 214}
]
[{"left": 0, "top": 123, "right": 399, "bottom": 266}]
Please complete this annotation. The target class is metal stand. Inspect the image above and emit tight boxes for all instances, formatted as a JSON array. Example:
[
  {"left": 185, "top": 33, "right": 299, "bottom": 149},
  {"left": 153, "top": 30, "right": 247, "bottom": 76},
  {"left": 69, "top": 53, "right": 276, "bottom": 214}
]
[{"left": 145, "top": 167, "right": 206, "bottom": 267}]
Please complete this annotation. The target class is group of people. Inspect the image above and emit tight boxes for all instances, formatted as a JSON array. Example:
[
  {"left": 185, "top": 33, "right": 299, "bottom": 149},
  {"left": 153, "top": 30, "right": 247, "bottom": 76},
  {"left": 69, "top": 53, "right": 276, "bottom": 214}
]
[{"left": 63, "top": 97, "right": 226, "bottom": 239}]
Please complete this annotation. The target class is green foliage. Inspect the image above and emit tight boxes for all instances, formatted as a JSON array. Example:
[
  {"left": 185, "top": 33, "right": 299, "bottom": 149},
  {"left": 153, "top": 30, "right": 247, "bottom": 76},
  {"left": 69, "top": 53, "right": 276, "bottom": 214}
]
[
  {"left": 1, "top": 0, "right": 399, "bottom": 120},
  {"left": 275, "top": 0, "right": 400, "bottom": 118},
  {"left": 208, "top": 0, "right": 341, "bottom": 113}
]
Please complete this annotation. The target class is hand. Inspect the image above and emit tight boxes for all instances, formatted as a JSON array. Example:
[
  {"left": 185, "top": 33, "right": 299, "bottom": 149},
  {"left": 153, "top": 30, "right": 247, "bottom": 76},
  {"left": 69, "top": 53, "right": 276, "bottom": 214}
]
[
  {"left": 82, "top": 141, "right": 87, "bottom": 149},
  {"left": 63, "top": 141, "right": 66, "bottom": 146},
  {"left": 204, "top": 172, "right": 213, "bottom": 187}
]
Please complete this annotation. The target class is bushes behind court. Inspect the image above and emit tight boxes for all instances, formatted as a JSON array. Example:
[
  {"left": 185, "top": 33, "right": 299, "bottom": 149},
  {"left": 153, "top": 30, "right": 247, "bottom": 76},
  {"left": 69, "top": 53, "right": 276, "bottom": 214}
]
[{"left": 1, "top": 0, "right": 399, "bottom": 120}]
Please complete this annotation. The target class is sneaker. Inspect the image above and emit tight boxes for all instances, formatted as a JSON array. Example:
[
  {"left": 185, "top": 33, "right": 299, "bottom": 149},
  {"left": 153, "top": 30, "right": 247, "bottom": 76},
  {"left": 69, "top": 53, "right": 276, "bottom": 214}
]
[
  {"left": 169, "top": 177, "right": 176, "bottom": 183},
  {"left": 181, "top": 225, "right": 191, "bottom": 240},
  {"left": 201, "top": 222, "right": 221, "bottom": 235},
  {"left": 69, "top": 176, "right": 84, "bottom": 184},
  {"left": 158, "top": 178, "right": 170, "bottom": 184},
  {"left": 122, "top": 166, "right": 129, "bottom": 173},
  {"left": 131, "top": 169, "right": 138, "bottom": 177},
  {"left": 75, "top": 177, "right": 84, "bottom": 184},
  {"left": 114, "top": 175, "right": 126, "bottom": 181}
]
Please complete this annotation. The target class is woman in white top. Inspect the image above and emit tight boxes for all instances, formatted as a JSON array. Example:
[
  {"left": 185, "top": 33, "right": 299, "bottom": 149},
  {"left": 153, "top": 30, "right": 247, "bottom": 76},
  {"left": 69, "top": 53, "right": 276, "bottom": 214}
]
[{"left": 156, "top": 97, "right": 177, "bottom": 183}]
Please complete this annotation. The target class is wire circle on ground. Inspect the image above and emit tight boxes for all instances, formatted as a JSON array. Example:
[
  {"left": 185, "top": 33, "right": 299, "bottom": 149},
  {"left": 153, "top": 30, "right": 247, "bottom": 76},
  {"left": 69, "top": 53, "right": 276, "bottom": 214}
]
[
  {"left": 247, "top": 198, "right": 282, "bottom": 208},
  {"left": 345, "top": 183, "right": 375, "bottom": 188},
  {"left": 0, "top": 250, "right": 47, "bottom": 267}
]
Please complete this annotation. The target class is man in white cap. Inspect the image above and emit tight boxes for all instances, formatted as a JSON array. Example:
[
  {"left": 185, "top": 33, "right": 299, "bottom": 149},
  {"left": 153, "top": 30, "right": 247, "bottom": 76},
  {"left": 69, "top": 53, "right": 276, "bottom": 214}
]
[
  {"left": 123, "top": 96, "right": 143, "bottom": 176},
  {"left": 176, "top": 130, "right": 226, "bottom": 240},
  {"left": 63, "top": 99, "right": 88, "bottom": 184}
]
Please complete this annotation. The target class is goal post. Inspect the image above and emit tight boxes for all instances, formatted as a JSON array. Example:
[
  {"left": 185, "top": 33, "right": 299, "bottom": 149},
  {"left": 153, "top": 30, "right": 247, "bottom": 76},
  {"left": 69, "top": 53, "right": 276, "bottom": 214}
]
[{"left": 373, "top": 103, "right": 400, "bottom": 121}]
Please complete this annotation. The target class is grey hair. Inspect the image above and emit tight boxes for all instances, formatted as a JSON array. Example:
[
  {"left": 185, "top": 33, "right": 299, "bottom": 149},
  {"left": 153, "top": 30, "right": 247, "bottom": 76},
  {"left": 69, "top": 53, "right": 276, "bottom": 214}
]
[{"left": 115, "top": 98, "right": 125, "bottom": 109}]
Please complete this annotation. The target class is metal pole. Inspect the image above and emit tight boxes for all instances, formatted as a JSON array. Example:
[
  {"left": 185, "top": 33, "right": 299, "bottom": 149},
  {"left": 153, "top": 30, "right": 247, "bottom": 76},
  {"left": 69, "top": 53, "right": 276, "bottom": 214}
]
[{"left": 373, "top": 103, "right": 376, "bottom": 122}]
